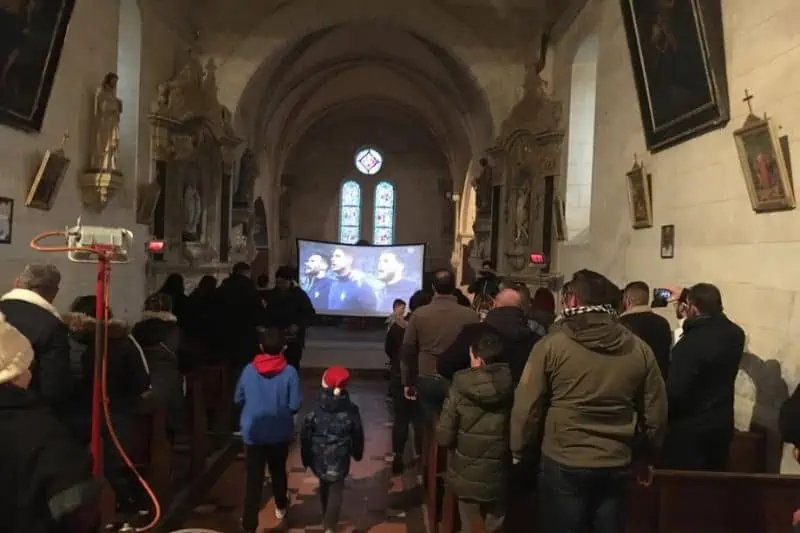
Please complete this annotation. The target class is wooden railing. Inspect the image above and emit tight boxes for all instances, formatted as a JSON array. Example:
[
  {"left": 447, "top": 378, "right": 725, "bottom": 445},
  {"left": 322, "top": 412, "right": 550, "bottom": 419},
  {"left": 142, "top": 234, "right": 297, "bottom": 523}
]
[{"left": 422, "top": 417, "right": 800, "bottom": 533}]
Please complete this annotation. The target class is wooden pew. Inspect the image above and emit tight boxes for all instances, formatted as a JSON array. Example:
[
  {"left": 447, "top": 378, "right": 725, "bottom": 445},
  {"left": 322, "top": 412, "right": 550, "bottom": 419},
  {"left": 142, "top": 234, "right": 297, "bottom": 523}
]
[
  {"left": 130, "top": 399, "right": 172, "bottom": 503},
  {"left": 422, "top": 417, "right": 790, "bottom": 533}
]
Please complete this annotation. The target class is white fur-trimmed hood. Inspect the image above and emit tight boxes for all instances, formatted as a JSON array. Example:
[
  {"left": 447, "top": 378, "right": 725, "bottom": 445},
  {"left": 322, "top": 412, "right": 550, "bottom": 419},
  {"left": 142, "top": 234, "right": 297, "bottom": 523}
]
[{"left": 0, "top": 288, "right": 61, "bottom": 319}]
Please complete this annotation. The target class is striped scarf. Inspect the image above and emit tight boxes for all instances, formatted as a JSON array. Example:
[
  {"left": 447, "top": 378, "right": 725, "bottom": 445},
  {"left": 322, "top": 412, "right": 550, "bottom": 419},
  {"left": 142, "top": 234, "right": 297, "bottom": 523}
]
[{"left": 555, "top": 304, "right": 618, "bottom": 324}]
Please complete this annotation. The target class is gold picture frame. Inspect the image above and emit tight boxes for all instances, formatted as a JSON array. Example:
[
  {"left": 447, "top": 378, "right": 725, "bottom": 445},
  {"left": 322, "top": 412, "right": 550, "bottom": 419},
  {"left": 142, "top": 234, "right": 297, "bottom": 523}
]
[
  {"left": 25, "top": 147, "right": 70, "bottom": 210},
  {"left": 733, "top": 113, "right": 795, "bottom": 212},
  {"left": 625, "top": 160, "right": 653, "bottom": 229},
  {"left": 660, "top": 224, "right": 675, "bottom": 259},
  {"left": 553, "top": 194, "right": 566, "bottom": 241}
]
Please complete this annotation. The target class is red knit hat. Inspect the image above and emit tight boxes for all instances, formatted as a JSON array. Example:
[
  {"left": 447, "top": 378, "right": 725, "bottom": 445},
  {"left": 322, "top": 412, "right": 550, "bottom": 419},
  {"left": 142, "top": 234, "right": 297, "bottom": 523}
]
[{"left": 322, "top": 366, "right": 350, "bottom": 396}]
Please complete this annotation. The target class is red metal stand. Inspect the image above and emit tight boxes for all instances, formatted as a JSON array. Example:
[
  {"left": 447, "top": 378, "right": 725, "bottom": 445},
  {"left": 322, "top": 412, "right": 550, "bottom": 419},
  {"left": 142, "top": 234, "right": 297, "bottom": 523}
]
[{"left": 90, "top": 253, "right": 110, "bottom": 478}]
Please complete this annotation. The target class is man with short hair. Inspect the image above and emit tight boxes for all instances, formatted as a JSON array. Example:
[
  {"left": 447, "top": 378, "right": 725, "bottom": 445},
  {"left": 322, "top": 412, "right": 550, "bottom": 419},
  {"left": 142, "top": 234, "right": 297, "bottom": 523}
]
[
  {"left": 264, "top": 266, "right": 315, "bottom": 370},
  {"left": 0, "top": 264, "right": 72, "bottom": 411},
  {"left": 401, "top": 269, "right": 478, "bottom": 416},
  {"left": 327, "top": 248, "right": 377, "bottom": 313},
  {"left": 511, "top": 269, "right": 667, "bottom": 533},
  {"left": 377, "top": 251, "right": 418, "bottom": 311},
  {"left": 662, "top": 283, "right": 745, "bottom": 471},
  {"left": 483, "top": 287, "right": 540, "bottom": 386},
  {"left": 301, "top": 253, "right": 332, "bottom": 310},
  {"left": 619, "top": 281, "right": 672, "bottom": 378}
]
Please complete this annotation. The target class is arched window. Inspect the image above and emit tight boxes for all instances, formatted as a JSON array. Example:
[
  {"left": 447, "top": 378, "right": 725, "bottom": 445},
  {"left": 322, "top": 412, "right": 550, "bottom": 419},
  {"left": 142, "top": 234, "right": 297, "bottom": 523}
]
[
  {"left": 565, "top": 33, "right": 598, "bottom": 242},
  {"left": 373, "top": 181, "right": 395, "bottom": 245},
  {"left": 338, "top": 180, "right": 362, "bottom": 244}
]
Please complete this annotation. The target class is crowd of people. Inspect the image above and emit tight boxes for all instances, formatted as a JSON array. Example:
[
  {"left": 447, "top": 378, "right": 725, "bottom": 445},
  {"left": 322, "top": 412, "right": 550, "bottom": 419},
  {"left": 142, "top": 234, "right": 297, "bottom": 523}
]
[
  {"left": 0, "top": 256, "right": 764, "bottom": 533},
  {"left": 383, "top": 267, "right": 748, "bottom": 533},
  {"left": 0, "top": 260, "right": 319, "bottom": 533}
]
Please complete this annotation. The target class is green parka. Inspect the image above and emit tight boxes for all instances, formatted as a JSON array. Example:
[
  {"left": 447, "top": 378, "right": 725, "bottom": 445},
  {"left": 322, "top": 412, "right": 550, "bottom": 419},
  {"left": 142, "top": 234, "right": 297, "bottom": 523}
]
[{"left": 436, "top": 362, "right": 513, "bottom": 502}]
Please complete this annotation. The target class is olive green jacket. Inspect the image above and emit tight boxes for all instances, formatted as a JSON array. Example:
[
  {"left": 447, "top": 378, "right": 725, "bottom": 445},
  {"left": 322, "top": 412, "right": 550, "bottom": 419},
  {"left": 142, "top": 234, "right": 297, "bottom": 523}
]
[
  {"left": 436, "top": 362, "right": 513, "bottom": 502},
  {"left": 510, "top": 311, "right": 668, "bottom": 468}
]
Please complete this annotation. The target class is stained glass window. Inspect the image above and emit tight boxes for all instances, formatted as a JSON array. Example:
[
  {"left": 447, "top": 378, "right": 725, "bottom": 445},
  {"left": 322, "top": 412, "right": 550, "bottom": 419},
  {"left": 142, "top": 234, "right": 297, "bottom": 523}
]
[
  {"left": 372, "top": 181, "right": 395, "bottom": 245},
  {"left": 339, "top": 181, "right": 361, "bottom": 244},
  {"left": 355, "top": 148, "right": 383, "bottom": 175}
]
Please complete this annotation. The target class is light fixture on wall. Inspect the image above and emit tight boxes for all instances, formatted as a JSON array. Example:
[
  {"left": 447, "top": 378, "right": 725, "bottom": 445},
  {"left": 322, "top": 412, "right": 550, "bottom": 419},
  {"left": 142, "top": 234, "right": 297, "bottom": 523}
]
[{"left": 446, "top": 192, "right": 461, "bottom": 203}]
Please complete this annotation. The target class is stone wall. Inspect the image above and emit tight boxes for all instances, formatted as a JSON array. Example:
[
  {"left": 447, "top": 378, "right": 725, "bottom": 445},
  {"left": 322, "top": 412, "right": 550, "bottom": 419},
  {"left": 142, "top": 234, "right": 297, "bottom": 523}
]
[
  {"left": 280, "top": 120, "right": 452, "bottom": 268},
  {"left": 0, "top": 0, "right": 185, "bottom": 319},
  {"left": 552, "top": 0, "right": 800, "bottom": 471}
]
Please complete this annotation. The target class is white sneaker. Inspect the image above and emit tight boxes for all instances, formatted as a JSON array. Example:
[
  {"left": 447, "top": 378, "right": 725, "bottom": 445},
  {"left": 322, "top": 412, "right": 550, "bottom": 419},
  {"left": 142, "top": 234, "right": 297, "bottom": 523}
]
[{"left": 275, "top": 507, "right": 287, "bottom": 520}]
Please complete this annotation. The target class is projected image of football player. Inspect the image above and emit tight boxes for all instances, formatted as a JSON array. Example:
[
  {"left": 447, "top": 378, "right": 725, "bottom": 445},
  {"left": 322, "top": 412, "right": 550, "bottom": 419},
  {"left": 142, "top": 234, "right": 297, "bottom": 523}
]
[
  {"left": 301, "top": 252, "right": 332, "bottom": 310},
  {"left": 377, "top": 251, "right": 418, "bottom": 310},
  {"left": 328, "top": 247, "right": 377, "bottom": 313}
]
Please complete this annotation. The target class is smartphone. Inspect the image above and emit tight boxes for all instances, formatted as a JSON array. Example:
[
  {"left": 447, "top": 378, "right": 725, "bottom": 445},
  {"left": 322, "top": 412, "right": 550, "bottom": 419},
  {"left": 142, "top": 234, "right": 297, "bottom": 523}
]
[{"left": 652, "top": 288, "right": 671, "bottom": 308}]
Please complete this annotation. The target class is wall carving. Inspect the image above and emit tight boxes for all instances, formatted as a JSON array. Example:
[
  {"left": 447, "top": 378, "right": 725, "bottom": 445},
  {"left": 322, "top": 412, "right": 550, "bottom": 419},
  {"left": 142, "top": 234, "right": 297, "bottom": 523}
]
[
  {"left": 476, "top": 69, "right": 564, "bottom": 287},
  {"left": 144, "top": 51, "right": 243, "bottom": 287}
]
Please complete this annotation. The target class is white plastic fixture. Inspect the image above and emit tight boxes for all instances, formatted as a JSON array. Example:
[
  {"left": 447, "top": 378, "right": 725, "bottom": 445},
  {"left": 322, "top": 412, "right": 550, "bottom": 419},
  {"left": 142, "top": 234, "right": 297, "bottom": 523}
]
[{"left": 66, "top": 218, "right": 134, "bottom": 263}]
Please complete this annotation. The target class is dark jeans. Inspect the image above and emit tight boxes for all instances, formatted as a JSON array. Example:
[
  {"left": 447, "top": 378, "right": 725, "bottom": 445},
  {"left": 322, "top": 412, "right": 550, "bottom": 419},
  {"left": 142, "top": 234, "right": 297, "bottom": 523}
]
[
  {"left": 538, "top": 456, "right": 630, "bottom": 533},
  {"left": 242, "top": 442, "right": 290, "bottom": 531},
  {"left": 660, "top": 429, "right": 732, "bottom": 471},
  {"left": 392, "top": 390, "right": 422, "bottom": 456},
  {"left": 417, "top": 373, "right": 450, "bottom": 419},
  {"left": 319, "top": 479, "right": 345, "bottom": 530},
  {"left": 285, "top": 343, "right": 303, "bottom": 371}
]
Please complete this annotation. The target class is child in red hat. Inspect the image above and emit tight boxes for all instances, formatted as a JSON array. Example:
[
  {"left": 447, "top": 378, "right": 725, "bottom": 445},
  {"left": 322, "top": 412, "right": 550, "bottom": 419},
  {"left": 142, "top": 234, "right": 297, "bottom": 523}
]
[{"left": 300, "top": 366, "right": 364, "bottom": 533}]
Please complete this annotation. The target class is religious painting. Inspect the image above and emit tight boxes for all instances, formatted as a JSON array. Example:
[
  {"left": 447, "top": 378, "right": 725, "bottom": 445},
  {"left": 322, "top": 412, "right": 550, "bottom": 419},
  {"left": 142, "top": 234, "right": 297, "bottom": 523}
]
[
  {"left": 733, "top": 114, "right": 795, "bottom": 213},
  {"left": 0, "top": 0, "right": 77, "bottom": 132},
  {"left": 625, "top": 161, "right": 653, "bottom": 229},
  {"left": 0, "top": 197, "right": 12, "bottom": 244},
  {"left": 553, "top": 195, "right": 566, "bottom": 241},
  {"left": 25, "top": 146, "right": 69, "bottom": 210},
  {"left": 619, "top": 0, "right": 730, "bottom": 152},
  {"left": 660, "top": 224, "right": 674, "bottom": 259},
  {"left": 252, "top": 196, "right": 269, "bottom": 250}
]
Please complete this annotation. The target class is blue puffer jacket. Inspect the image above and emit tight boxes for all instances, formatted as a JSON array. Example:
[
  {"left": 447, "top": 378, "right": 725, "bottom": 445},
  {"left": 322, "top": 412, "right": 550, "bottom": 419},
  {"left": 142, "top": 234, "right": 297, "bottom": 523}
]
[{"left": 300, "top": 388, "right": 364, "bottom": 482}]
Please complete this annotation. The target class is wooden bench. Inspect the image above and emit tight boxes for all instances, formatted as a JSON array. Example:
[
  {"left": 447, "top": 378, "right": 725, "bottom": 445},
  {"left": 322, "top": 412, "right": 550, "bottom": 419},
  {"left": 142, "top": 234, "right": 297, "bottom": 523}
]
[{"left": 422, "top": 417, "right": 792, "bottom": 533}]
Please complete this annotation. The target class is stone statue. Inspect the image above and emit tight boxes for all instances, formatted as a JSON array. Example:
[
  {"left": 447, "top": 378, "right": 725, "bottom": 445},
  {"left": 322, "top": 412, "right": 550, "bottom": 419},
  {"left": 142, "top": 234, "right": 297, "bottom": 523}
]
[
  {"left": 514, "top": 180, "right": 530, "bottom": 243},
  {"left": 183, "top": 181, "right": 203, "bottom": 241},
  {"left": 473, "top": 158, "right": 493, "bottom": 215},
  {"left": 151, "top": 83, "right": 170, "bottom": 115},
  {"left": 234, "top": 149, "right": 257, "bottom": 206},
  {"left": 90, "top": 73, "right": 122, "bottom": 171}
]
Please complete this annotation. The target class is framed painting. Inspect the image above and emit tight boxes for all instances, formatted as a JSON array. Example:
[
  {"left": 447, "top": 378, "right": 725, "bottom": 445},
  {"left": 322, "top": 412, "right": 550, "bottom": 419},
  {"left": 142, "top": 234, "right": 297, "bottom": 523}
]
[
  {"left": 733, "top": 114, "right": 795, "bottom": 212},
  {"left": 0, "top": 197, "right": 12, "bottom": 244},
  {"left": 619, "top": 0, "right": 730, "bottom": 152},
  {"left": 553, "top": 195, "right": 566, "bottom": 241},
  {"left": 25, "top": 147, "right": 69, "bottom": 210},
  {"left": 0, "top": 0, "right": 76, "bottom": 132},
  {"left": 660, "top": 224, "right": 674, "bottom": 259},
  {"left": 625, "top": 161, "right": 653, "bottom": 229}
]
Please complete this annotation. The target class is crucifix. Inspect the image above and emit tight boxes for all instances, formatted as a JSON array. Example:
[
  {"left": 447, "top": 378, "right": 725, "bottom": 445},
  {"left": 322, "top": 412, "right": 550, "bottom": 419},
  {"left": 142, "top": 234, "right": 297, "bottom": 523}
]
[{"left": 743, "top": 89, "right": 755, "bottom": 114}]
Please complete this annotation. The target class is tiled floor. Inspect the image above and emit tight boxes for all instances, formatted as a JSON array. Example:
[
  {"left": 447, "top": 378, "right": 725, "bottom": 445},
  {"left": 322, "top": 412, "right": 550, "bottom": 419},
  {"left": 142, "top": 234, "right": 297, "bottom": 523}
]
[{"left": 178, "top": 379, "right": 424, "bottom": 532}]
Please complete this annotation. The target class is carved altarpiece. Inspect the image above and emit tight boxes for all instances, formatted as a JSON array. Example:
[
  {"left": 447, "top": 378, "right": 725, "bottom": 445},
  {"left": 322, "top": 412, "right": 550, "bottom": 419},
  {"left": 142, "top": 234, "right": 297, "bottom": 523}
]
[
  {"left": 477, "top": 72, "right": 565, "bottom": 290},
  {"left": 144, "top": 54, "right": 243, "bottom": 292}
]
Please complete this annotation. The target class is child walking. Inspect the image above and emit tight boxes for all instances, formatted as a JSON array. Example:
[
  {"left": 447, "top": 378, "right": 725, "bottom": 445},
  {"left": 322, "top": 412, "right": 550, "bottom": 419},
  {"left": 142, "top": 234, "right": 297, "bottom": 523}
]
[
  {"left": 301, "top": 366, "right": 365, "bottom": 533},
  {"left": 436, "top": 324, "right": 513, "bottom": 533},
  {"left": 235, "top": 327, "right": 302, "bottom": 533}
]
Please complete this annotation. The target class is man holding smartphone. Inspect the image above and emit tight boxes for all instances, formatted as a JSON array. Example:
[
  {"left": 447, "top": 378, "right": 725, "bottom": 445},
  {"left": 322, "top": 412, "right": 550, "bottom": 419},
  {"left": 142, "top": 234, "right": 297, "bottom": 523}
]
[{"left": 661, "top": 283, "right": 744, "bottom": 471}]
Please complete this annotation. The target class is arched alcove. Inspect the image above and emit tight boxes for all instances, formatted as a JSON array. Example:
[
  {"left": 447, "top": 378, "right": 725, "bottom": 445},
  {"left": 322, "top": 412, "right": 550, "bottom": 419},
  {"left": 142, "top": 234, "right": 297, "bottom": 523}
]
[
  {"left": 565, "top": 33, "right": 598, "bottom": 243},
  {"left": 116, "top": 0, "right": 142, "bottom": 182}
]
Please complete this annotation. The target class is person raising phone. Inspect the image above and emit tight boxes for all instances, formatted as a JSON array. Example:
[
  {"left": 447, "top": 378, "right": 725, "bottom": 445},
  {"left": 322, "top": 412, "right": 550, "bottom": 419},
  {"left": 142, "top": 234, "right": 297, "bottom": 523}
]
[{"left": 661, "top": 283, "right": 745, "bottom": 471}]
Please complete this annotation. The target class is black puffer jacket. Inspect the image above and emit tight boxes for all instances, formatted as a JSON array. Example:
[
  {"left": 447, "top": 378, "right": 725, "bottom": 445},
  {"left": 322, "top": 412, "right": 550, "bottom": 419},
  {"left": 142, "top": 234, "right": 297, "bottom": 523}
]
[
  {"left": 62, "top": 313, "right": 150, "bottom": 441},
  {"left": 483, "top": 306, "right": 541, "bottom": 386},
  {"left": 436, "top": 362, "right": 513, "bottom": 502},
  {"left": 132, "top": 311, "right": 184, "bottom": 433}
]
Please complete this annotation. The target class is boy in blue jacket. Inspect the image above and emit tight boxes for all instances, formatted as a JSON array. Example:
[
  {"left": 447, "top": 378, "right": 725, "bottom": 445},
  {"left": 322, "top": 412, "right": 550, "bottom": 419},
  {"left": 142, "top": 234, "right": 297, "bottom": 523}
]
[
  {"left": 301, "top": 366, "right": 364, "bottom": 533},
  {"left": 235, "top": 327, "right": 302, "bottom": 533}
]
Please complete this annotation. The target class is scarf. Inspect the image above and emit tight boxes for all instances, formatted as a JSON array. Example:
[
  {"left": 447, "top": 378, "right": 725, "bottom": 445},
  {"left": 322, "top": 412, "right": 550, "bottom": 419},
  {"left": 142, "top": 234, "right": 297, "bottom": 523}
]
[{"left": 555, "top": 304, "right": 618, "bottom": 324}]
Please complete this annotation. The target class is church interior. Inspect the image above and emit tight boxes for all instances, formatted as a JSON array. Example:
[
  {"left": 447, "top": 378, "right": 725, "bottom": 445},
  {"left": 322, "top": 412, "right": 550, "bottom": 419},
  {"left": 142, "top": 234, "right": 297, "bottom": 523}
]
[{"left": 2, "top": 0, "right": 800, "bottom": 530}]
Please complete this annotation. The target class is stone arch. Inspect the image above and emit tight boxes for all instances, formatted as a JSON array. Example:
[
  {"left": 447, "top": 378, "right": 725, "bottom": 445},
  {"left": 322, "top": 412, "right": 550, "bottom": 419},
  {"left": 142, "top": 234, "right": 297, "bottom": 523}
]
[{"left": 211, "top": 0, "right": 505, "bottom": 119}]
